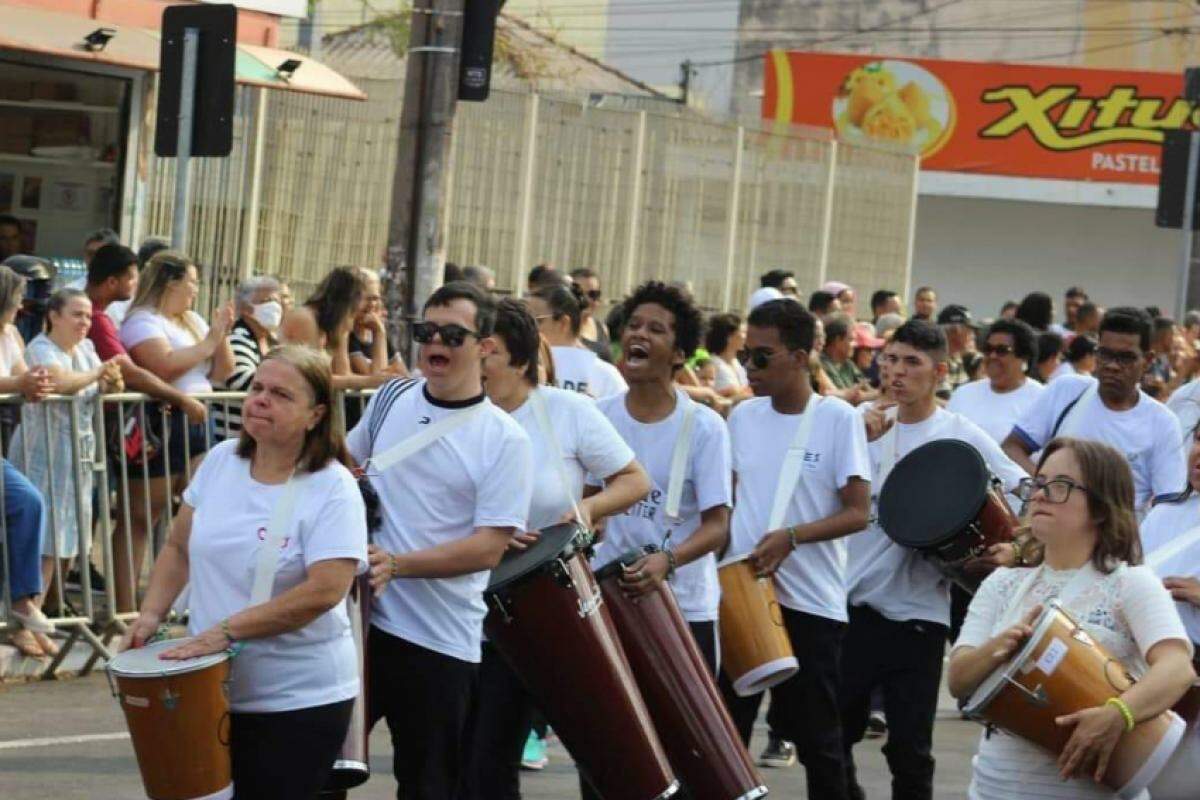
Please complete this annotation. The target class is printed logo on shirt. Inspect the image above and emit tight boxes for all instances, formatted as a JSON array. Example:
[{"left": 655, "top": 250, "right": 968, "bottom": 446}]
[
  {"left": 561, "top": 379, "right": 591, "bottom": 396},
  {"left": 418, "top": 416, "right": 431, "bottom": 425},
  {"left": 623, "top": 487, "right": 663, "bottom": 520},
  {"left": 802, "top": 449, "right": 821, "bottom": 470},
  {"left": 255, "top": 526, "right": 291, "bottom": 548}
]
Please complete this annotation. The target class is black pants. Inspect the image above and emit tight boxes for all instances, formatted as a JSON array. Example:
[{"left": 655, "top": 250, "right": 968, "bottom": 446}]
[
  {"left": 579, "top": 620, "right": 718, "bottom": 800},
  {"left": 461, "top": 642, "right": 534, "bottom": 800},
  {"left": 721, "top": 608, "right": 850, "bottom": 800},
  {"left": 230, "top": 698, "right": 354, "bottom": 800},
  {"left": 368, "top": 626, "right": 477, "bottom": 800},
  {"left": 949, "top": 583, "right": 971, "bottom": 644},
  {"left": 839, "top": 605, "right": 947, "bottom": 800}
]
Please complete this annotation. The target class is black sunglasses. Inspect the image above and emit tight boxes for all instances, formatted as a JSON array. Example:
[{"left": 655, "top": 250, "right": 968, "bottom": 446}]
[
  {"left": 412, "top": 321, "right": 482, "bottom": 348},
  {"left": 737, "top": 346, "right": 796, "bottom": 369},
  {"left": 1096, "top": 346, "right": 1140, "bottom": 366},
  {"left": 586, "top": 289, "right": 602, "bottom": 301},
  {"left": 981, "top": 343, "right": 1015, "bottom": 357}
]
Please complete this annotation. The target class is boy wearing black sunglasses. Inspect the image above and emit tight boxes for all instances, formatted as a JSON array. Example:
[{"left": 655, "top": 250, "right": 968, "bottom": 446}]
[
  {"left": 1002, "top": 306, "right": 1185, "bottom": 515},
  {"left": 347, "top": 281, "right": 534, "bottom": 800}
]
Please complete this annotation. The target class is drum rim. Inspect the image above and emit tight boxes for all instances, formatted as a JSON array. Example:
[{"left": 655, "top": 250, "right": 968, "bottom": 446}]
[
  {"left": 878, "top": 438, "right": 990, "bottom": 550},
  {"left": 963, "top": 599, "right": 1065, "bottom": 714},
  {"left": 107, "top": 637, "right": 230, "bottom": 677},
  {"left": 486, "top": 521, "right": 589, "bottom": 594},
  {"left": 592, "top": 544, "right": 658, "bottom": 581}
]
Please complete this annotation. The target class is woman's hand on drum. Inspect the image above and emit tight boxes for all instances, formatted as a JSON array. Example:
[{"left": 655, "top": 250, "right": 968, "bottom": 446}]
[
  {"left": 509, "top": 531, "right": 540, "bottom": 552},
  {"left": 159, "top": 626, "right": 231, "bottom": 660},
  {"left": 988, "top": 604, "right": 1040, "bottom": 661},
  {"left": 749, "top": 530, "right": 793, "bottom": 577},
  {"left": 1163, "top": 576, "right": 1200, "bottom": 606},
  {"left": 368, "top": 544, "right": 400, "bottom": 596},
  {"left": 119, "top": 612, "right": 162, "bottom": 652},
  {"left": 1054, "top": 702, "right": 1127, "bottom": 783},
  {"left": 619, "top": 552, "right": 670, "bottom": 597}
]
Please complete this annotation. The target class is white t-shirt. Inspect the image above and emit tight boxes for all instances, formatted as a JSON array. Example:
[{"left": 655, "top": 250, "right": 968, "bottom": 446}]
[
  {"left": 728, "top": 395, "right": 871, "bottom": 622},
  {"left": 1048, "top": 360, "right": 1077, "bottom": 382},
  {"left": 947, "top": 378, "right": 1045, "bottom": 444},
  {"left": 712, "top": 356, "right": 747, "bottom": 393},
  {"left": 1012, "top": 374, "right": 1185, "bottom": 510},
  {"left": 1167, "top": 379, "right": 1200, "bottom": 456},
  {"left": 346, "top": 378, "right": 533, "bottom": 663},
  {"left": 511, "top": 386, "right": 634, "bottom": 531},
  {"left": 119, "top": 307, "right": 213, "bottom": 393},
  {"left": 0, "top": 325, "right": 23, "bottom": 375},
  {"left": 551, "top": 345, "right": 627, "bottom": 399},
  {"left": 1140, "top": 494, "right": 1200, "bottom": 646},
  {"left": 590, "top": 389, "right": 732, "bottom": 622},
  {"left": 182, "top": 439, "right": 368, "bottom": 713},
  {"left": 954, "top": 564, "right": 1191, "bottom": 800},
  {"left": 847, "top": 408, "right": 1026, "bottom": 626}
]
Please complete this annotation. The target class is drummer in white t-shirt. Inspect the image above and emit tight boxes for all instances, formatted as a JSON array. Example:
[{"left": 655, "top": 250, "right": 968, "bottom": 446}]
[
  {"left": 947, "top": 318, "right": 1044, "bottom": 445},
  {"left": 124, "top": 345, "right": 368, "bottom": 799},
  {"left": 527, "top": 282, "right": 627, "bottom": 399},
  {"left": 950, "top": 438, "right": 1194, "bottom": 800},
  {"left": 1002, "top": 307, "right": 1186, "bottom": 514},
  {"left": 462, "top": 298, "right": 650, "bottom": 800},
  {"left": 722, "top": 299, "right": 870, "bottom": 799}
]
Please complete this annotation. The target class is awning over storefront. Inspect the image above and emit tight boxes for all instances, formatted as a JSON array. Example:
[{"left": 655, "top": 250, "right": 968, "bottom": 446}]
[{"left": 0, "top": 5, "right": 365, "bottom": 100}]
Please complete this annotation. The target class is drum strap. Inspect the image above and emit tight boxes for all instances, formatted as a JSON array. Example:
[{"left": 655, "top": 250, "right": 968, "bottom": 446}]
[
  {"left": 1147, "top": 524, "right": 1200, "bottom": 570},
  {"left": 1054, "top": 382, "right": 1098, "bottom": 439},
  {"left": 250, "top": 472, "right": 301, "bottom": 606},
  {"left": 999, "top": 561, "right": 1110, "bottom": 629},
  {"left": 767, "top": 394, "right": 823, "bottom": 532},
  {"left": 529, "top": 388, "right": 588, "bottom": 528},
  {"left": 665, "top": 396, "right": 698, "bottom": 525},
  {"left": 364, "top": 402, "right": 488, "bottom": 474}
]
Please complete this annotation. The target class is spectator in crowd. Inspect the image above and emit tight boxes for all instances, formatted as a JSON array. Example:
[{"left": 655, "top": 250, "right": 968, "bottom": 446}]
[
  {"left": 1073, "top": 301, "right": 1101, "bottom": 336},
  {"left": 527, "top": 264, "right": 565, "bottom": 292},
  {"left": 462, "top": 264, "right": 496, "bottom": 291},
  {"left": 870, "top": 289, "right": 901, "bottom": 323},
  {"left": 823, "top": 281, "right": 858, "bottom": 320},
  {"left": 1059, "top": 332, "right": 1098, "bottom": 378},
  {"left": 348, "top": 268, "right": 406, "bottom": 380},
  {"left": 137, "top": 237, "right": 170, "bottom": 270},
  {"left": 998, "top": 301, "right": 1018, "bottom": 320},
  {"left": 117, "top": 251, "right": 235, "bottom": 611},
  {"left": 809, "top": 317, "right": 840, "bottom": 397},
  {"left": 808, "top": 291, "right": 841, "bottom": 319},
  {"left": 821, "top": 314, "right": 864, "bottom": 391},
  {"left": 0, "top": 265, "right": 53, "bottom": 657},
  {"left": 273, "top": 275, "right": 295, "bottom": 313},
  {"left": 853, "top": 325, "right": 886, "bottom": 388},
  {"left": 0, "top": 214, "right": 24, "bottom": 261},
  {"left": 874, "top": 312, "right": 905, "bottom": 340},
  {"left": 912, "top": 286, "right": 937, "bottom": 322},
  {"left": 5, "top": 255, "right": 54, "bottom": 343},
  {"left": 749, "top": 286, "right": 784, "bottom": 312},
  {"left": 280, "top": 266, "right": 387, "bottom": 391},
  {"left": 1143, "top": 316, "right": 1178, "bottom": 399},
  {"left": 83, "top": 228, "right": 119, "bottom": 265},
  {"left": 1183, "top": 309, "right": 1200, "bottom": 344},
  {"left": 212, "top": 275, "right": 283, "bottom": 437},
  {"left": 760, "top": 269, "right": 798, "bottom": 297},
  {"left": 693, "top": 357, "right": 717, "bottom": 388},
  {"left": 570, "top": 267, "right": 612, "bottom": 362},
  {"left": 704, "top": 312, "right": 750, "bottom": 399},
  {"left": 937, "top": 304, "right": 982, "bottom": 396},
  {"left": 527, "top": 282, "right": 626, "bottom": 399},
  {"left": 445, "top": 261, "right": 465, "bottom": 284},
  {"left": 1063, "top": 286, "right": 1088, "bottom": 331},
  {"left": 11, "top": 289, "right": 122, "bottom": 626},
  {"left": 1032, "top": 331, "right": 1064, "bottom": 382},
  {"left": 1015, "top": 291, "right": 1054, "bottom": 332},
  {"left": 948, "top": 318, "right": 1043, "bottom": 444}
]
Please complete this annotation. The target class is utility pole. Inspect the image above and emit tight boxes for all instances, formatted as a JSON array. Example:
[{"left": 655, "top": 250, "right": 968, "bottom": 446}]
[
  {"left": 679, "top": 59, "right": 693, "bottom": 107},
  {"left": 382, "top": 0, "right": 466, "bottom": 362}
]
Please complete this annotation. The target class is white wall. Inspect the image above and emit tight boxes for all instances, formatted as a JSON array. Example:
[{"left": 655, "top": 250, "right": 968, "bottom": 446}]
[{"left": 911, "top": 195, "right": 1180, "bottom": 322}]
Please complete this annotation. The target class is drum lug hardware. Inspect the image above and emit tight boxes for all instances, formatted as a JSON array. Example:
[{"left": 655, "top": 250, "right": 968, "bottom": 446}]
[
  {"left": 576, "top": 591, "right": 603, "bottom": 619},
  {"left": 1003, "top": 674, "right": 1049, "bottom": 708},
  {"left": 488, "top": 593, "right": 513, "bottom": 624},
  {"left": 550, "top": 558, "right": 575, "bottom": 590},
  {"left": 161, "top": 687, "right": 180, "bottom": 711}
]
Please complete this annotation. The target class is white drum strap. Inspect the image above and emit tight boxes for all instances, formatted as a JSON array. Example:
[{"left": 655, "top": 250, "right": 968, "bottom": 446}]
[
  {"left": 767, "top": 395, "right": 823, "bottom": 532},
  {"left": 529, "top": 389, "right": 587, "bottom": 528},
  {"left": 999, "top": 561, "right": 1109, "bottom": 629},
  {"left": 665, "top": 397, "right": 697, "bottom": 524},
  {"left": 1147, "top": 524, "right": 1200, "bottom": 570},
  {"left": 365, "top": 402, "right": 487, "bottom": 474},
  {"left": 250, "top": 473, "right": 300, "bottom": 606},
  {"left": 1057, "top": 382, "right": 1099, "bottom": 438}
]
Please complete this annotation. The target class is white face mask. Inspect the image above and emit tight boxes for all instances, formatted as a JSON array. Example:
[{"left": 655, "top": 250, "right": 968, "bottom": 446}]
[{"left": 251, "top": 300, "right": 283, "bottom": 331}]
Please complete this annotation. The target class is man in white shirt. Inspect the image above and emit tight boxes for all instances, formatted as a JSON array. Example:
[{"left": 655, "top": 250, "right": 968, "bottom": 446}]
[
  {"left": 842, "top": 320, "right": 1026, "bottom": 800},
  {"left": 723, "top": 299, "right": 870, "bottom": 800},
  {"left": 1002, "top": 306, "right": 1186, "bottom": 512},
  {"left": 347, "top": 281, "right": 533, "bottom": 800},
  {"left": 947, "top": 318, "right": 1043, "bottom": 445}
]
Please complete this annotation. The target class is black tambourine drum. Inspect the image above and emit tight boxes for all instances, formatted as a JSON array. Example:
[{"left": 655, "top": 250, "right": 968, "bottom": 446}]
[{"left": 877, "top": 438, "right": 1017, "bottom": 592}]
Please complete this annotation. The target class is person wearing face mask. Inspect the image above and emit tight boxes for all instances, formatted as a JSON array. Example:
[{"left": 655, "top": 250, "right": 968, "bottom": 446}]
[{"left": 213, "top": 275, "right": 284, "bottom": 437}]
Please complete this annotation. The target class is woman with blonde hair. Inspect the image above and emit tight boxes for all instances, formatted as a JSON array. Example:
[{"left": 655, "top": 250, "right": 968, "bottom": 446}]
[
  {"left": 115, "top": 250, "right": 235, "bottom": 611},
  {"left": 948, "top": 437, "right": 1195, "bottom": 799}
]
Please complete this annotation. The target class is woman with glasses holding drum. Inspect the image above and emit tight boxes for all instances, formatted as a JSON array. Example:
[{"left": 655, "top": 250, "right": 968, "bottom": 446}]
[
  {"left": 122, "top": 345, "right": 368, "bottom": 800},
  {"left": 948, "top": 437, "right": 1195, "bottom": 799}
]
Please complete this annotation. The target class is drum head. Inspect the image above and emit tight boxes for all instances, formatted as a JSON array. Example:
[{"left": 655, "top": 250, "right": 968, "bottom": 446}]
[
  {"left": 878, "top": 439, "right": 989, "bottom": 551},
  {"left": 107, "top": 637, "right": 229, "bottom": 677},
  {"left": 487, "top": 522, "right": 588, "bottom": 594},
  {"left": 592, "top": 545, "right": 659, "bottom": 582}
]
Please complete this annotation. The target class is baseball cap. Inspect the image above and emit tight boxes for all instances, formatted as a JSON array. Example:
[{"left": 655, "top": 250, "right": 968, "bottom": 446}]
[
  {"left": 748, "top": 286, "right": 784, "bottom": 310},
  {"left": 852, "top": 323, "right": 886, "bottom": 350},
  {"left": 937, "top": 304, "right": 977, "bottom": 327}
]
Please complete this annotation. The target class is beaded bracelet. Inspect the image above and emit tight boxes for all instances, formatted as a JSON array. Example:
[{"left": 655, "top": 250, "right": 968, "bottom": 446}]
[{"left": 1105, "top": 697, "right": 1136, "bottom": 732}]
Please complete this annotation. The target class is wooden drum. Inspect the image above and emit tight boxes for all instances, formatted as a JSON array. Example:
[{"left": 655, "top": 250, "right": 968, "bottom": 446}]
[
  {"left": 107, "top": 639, "right": 232, "bottom": 800},
  {"left": 717, "top": 554, "right": 798, "bottom": 697},
  {"left": 962, "top": 602, "right": 1185, "bottom": 798}
]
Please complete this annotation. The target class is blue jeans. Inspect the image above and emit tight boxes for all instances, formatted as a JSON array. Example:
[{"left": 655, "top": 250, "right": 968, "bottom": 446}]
[{"left": 4, "top": 458, "right": 46, "bottom": 600}]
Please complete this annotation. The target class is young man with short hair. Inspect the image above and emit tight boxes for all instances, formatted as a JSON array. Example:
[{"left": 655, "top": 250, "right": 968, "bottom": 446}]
[
  {"left": 348, "top": 281, "right": 534, "bottom": 800},
  {"left": 809, "top": 291, "right": 841, "bottom": 319},
  {"left": 1002, "top": 307, "right": 1185, "bottom": 514},
  {"left": 760, "top": 269, "right": 798, "bottom": 297},
  {"left": 1063, "top": 285, "right": 1088, "bottom": 331},
  {"left": 722, "top": 299, "right": 870, "bottom": 799},
  {"left": 870, "top": 289, "right": 900, "bottom": 323},
  {"left": 842, "top": 320, "right": 1025, "bottom": 800},
  {"left": 911, "top": 286, "right": 937, "bottom": 322}
]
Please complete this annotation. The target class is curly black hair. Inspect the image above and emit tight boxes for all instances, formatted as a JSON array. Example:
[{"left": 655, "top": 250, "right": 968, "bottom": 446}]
[{"left": 621, "top": 280, "right": 703, "bottom": 364}]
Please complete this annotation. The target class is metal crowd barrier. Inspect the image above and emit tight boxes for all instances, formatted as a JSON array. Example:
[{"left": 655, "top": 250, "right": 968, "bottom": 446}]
[{"left": 0, "top": 387, "right": 376, "bottom": 679}]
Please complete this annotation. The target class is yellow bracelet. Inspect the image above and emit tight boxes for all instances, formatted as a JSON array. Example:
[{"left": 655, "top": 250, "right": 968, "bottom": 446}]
[{"left": 1105, "top": 697, "right": 1135, "bottom": 732}]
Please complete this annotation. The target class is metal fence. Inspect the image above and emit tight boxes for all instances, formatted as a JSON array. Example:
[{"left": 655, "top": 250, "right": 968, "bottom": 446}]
[
  {"left": 0, "top": 389, "right": 373, "bottom": 678},
  {"left": 139, "top": 79, "right": 919, "bottom": 314}
]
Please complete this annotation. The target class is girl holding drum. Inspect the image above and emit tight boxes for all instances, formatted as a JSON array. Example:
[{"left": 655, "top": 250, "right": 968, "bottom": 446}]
[
  {"left": 948, "top": 438, "right": 1195, "bottom": 799},
  {"left": 123, "top": 345, "right": 368, "bottom": 800}
]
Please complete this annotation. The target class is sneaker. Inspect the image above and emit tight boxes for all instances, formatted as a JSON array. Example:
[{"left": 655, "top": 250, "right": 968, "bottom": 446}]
[
  {"left": 757, "top": 735, "right": 796, "bottom": 768},
  {"left": 520, "top": 731, "right": 548, "bottom": 771},
  {"left": 865, "top": 710, "right": 888, "bottom": 740}
]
